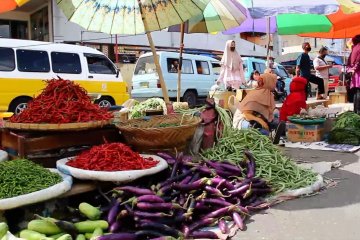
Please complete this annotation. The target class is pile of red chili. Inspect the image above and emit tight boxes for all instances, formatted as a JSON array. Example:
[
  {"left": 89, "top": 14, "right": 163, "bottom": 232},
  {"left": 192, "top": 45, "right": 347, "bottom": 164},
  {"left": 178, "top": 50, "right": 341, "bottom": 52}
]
[
  {"left": 10, "top": 78, "right": 113, "bottom": 123},
  {"left": 66, "top": 143, "right": 159, "bottom": 171}
]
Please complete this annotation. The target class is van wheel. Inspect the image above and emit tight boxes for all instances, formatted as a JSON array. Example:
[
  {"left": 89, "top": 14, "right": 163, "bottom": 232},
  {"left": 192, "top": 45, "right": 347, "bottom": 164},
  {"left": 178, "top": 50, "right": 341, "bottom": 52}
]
[
  {"left": 9, "top": 97, "right": 32, "bottom": 115},
  {"left": 183, "top": 91, "right": 197, "bottom": 107},
  {"left": 95, "top": 97, "right": 115, "bottom": 108}
]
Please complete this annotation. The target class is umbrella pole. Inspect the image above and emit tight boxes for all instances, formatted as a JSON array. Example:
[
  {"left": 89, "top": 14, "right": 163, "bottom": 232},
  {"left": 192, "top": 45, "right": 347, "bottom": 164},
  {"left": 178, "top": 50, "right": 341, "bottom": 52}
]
[
  {"left": 266, "top": 17, "right": 271, "bottom": 66},
  {"left": 177, "top": 23, "right": 185, "bottom": 102},
  {"left": 138, "top": 0, "right": 170, "bottom": 103}
]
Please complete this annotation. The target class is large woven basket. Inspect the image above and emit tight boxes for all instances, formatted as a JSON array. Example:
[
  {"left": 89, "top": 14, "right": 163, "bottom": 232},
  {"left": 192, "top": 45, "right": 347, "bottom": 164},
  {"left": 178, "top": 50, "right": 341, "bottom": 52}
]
[{"left": 117, "top": 114, "right": 201, "bottom": 152}]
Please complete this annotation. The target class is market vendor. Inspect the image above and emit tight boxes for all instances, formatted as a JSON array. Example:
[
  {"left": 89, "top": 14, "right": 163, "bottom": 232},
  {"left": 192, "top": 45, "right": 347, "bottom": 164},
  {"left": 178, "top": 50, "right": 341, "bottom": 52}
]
[
  {"left": 216, "top": 40, "right": 246, "bottom": 90},
  {"left": 279, "top": 76, "right": 308, "bottom": 121}
]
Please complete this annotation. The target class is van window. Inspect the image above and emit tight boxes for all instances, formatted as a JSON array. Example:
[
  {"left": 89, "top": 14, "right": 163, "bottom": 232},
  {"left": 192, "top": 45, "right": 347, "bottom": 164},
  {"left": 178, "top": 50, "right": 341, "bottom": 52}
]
[
  {"left": 167, "top": 58, "right": 193, "bottom": 74},
  {"left": 252, "top": 62, "right": 266, "bottom": 73},
  {"left": 51, "top": 52, "right": 82, "bottom": 74},
  {"left": 17, "top": 49, "right": 50, "bottom": 72},
  {"left": 0, "top": 47, "right": 15, "bottom": 71},
  {"left": 276, "top": 66, "right": 289, "bottom": 78},
  {"left": 212, "top": 62, "right": 221, "bottom": 75},
  {"left": 85, "top": 54, "right": 116, "bottom": 74},
  {"left": 196, "top": 61, "right": 210, "bottom": 75},
  {"left": 134, "top": 56, "right": 156, "bottom": 75}
]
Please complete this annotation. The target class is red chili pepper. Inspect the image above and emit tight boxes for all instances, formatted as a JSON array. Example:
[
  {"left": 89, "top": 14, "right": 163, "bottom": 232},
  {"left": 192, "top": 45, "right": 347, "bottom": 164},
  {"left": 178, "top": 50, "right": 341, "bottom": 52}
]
[
  {"left": 66, "top": 143, "right": 159, "bottom": 171},
  {"left": 9, "top": 78, "right": 113, "bottom": 124}
]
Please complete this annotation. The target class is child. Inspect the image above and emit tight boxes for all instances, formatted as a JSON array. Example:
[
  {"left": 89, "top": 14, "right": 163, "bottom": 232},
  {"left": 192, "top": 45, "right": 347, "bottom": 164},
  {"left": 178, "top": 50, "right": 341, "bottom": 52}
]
[{"left": 280, "top": 76, "right": 308, "bottom": 121}]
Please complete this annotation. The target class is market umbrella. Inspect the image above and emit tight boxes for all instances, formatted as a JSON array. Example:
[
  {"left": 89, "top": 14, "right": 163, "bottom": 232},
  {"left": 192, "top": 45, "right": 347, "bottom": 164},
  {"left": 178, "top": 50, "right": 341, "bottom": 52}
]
[
  {"left": 0, "top": 0, "right": 30, "bottom": 13},
  {"left": 57, "top": 0, "right": 211, "bottom": 103},
  {"left": 299, "top": 9, "right": 360, "bottom": 39},
  {"left": 167, "top": 0, "right": 247, "bottom": 102},
  {"left": 338, "top": 0, "right": 360, "bottom": 14},
  {"left": 241, "top": 0, "right": 340, "bottom": 19}
]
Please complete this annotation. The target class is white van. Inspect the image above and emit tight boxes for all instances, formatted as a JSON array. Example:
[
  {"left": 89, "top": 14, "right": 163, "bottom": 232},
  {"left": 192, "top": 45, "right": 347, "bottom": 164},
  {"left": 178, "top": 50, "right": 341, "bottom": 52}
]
[
  {"left": 131, "top": 52, "right": 220, "bottom": 105},
  {"left": 0, "top": 39, "right": 129, "bottom": 113}
]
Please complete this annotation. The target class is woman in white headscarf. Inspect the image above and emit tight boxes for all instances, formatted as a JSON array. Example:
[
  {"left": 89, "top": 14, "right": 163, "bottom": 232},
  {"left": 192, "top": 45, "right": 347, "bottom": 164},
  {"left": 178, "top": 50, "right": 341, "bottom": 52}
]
[{"left": 217, "top": 40, "right": 246, "bottom": 89}]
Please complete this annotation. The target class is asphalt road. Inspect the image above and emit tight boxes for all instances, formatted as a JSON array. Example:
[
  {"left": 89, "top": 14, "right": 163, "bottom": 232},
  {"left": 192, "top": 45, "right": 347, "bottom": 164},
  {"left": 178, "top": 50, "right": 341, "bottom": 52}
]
[{"left": 234, "top": 148, "right": 360, "bottom": 240}]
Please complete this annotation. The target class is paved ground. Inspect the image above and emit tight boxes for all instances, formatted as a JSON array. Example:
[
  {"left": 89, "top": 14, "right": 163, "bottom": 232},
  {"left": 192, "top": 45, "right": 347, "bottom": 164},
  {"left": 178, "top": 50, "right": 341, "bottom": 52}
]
[{"left": 234, "top": 148, "right": 360, "bottom": 240}]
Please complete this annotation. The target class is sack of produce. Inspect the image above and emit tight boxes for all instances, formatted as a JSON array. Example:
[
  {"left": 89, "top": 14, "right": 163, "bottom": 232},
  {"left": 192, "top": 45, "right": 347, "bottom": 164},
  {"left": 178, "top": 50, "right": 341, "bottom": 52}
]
[{"left": 0, "top": 159, "right": 72, "bottom": 210}]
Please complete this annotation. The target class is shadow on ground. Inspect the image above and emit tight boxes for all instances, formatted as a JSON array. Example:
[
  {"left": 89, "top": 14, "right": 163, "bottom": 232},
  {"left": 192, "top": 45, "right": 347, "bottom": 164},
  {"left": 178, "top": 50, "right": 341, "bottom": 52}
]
[{"left": 273, "top": 169, "right": 360, "bottom": 211}]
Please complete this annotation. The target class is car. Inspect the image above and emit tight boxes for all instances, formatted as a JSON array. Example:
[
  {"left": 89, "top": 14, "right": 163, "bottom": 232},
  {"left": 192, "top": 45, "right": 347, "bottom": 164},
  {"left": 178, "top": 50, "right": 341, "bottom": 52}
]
[{"left": 328, "top": 65, "right": 343, "bottom": 92}]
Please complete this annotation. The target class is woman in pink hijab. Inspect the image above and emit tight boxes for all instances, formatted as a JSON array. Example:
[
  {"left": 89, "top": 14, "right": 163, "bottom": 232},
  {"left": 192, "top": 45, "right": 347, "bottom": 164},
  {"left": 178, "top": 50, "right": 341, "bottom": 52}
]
[
  {"left": 347, "top": 34, "right": 360, "bottom": 113},
  {"left": 217, "top": 40, "right": 246, "bottom": 89}
]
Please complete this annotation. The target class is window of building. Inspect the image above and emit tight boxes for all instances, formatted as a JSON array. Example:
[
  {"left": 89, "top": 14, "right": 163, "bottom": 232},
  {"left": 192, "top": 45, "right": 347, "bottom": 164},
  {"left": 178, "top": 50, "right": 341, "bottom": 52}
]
[
  {"left": 51, "top": 52, "right": 82, "bottom": 74},
  {"left": 0, "top": 47, "right": 15, "bottom": 71},
  {"left": 195, "top": 61, "right": 210, "bottom": 75},
  {"left": 0, "top": 20, "right": 28, "bottom": 39},
  {"left": 167, "top": 58, "right": 193, "bottom": 74},
  {"left": 30, "top": 7, "right": 49, "bottom": 41},
  {"left": 85, "top": 54, "right": 116, "bottom": 74},
  {"left": 17, "top": 49, "right": 50, "bottom": 72}
]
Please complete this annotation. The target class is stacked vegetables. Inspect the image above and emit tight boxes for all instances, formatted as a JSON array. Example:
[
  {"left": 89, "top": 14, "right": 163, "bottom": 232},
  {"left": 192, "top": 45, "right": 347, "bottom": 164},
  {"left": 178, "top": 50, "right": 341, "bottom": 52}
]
[
  {"left": 66, "top": 143, "right": 159, "bottom": 171},
  {"left": 202, "top": 128, "right": 318, "bottom": 192},
  {"left": 10, "top": 79, "right": 113, "bottom": 123},
  {"left": 129, "top": 98, "right": 167, "bottom": 119},
  {"left": 329, "top": 111, "right": 360, "bottom": 145},
  {"left": 101, "top": 151, "right": 271, "bottom": 239},
  {"left": 0, "top": 159, "right": 62, "bottom": 199}
]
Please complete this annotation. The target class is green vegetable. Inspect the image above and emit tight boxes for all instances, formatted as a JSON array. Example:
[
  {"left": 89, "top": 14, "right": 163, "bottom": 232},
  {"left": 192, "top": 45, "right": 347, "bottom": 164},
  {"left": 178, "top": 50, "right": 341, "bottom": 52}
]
[
  {"left": 202, "top": 128, "right": 317, "bottom": 192},
  {"left": 19, "top": 230, "right": 50, "bottom": 240},
  {"left": 0, "top": 160, "right": 62, "bottom": 199},
  {"left": 90, "top": 228, "right": 102, "bottom": 240},
  {"left": 0, "top": 223, "right": 8, "bottom": 239},
  {"left": 74, "top": 221, "right": 108, "bottom": 233},
  {"left": 129, "top": 98, "right": 166, "bottom": 119},
  {"left": 56, "top": 234, "right": 72, "bottom": 240},
  {"left": 75, "top": 235, "right": 85, "bottom": 240},
  {"left": 79, "top": 203, "right": 101, "bottom": 220},
  {"left": 49, "top": 233, "right": 65, "bottom": 239},
  {"left": 28, "top": 220, "right": 62, "bottom": 235},
  {"left": 329, "top": 112, "right": 360, "bottom": 145}
]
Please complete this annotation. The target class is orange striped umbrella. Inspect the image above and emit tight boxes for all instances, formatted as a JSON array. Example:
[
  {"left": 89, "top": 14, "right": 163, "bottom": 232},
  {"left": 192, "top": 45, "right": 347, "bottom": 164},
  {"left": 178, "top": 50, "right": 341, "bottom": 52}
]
[
  {"left": 299, "top": 9, "right": 360, "bottom": 39},
  {"left": 0, "top": 0, "right": 30, "bottom": 13}
]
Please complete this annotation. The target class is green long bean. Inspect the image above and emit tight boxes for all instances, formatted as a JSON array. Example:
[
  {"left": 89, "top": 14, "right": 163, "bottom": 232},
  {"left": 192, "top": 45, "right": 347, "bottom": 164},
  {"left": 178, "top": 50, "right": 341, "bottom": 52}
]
[
  {"left": 0, "top": 159, "right": 62, "bottom": 199},
  {"left": 202, "top": 128, "right": 317, "bottom": 192}
]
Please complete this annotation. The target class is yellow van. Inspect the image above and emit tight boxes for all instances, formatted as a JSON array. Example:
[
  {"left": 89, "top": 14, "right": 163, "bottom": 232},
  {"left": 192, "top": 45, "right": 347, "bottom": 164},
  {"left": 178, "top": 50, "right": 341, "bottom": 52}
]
[{"left": 0, "top": 39, "right": 129, "bottom": 114}]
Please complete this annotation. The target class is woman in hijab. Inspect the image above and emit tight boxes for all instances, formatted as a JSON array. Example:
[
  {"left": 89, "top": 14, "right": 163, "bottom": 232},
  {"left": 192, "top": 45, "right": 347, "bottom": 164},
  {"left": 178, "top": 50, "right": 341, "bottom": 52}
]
[
  {"left": 217, "top": 40, "right": 246, "bottom": 89},
  {"left": 347, "top": 35, "right": 360, "bottom": 113}
]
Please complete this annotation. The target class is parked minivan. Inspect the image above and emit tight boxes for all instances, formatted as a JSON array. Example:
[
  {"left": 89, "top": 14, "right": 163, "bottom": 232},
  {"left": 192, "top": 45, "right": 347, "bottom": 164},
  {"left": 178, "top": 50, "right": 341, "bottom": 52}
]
[
  {"left": 0, "top": 39, "right": 129, "bottom": 114},
  {"left": 131, "top": 52, "right": 220, "bottom": 106},
  {"left": 242, "top": 57, "right": 292, "bottom": 93}
]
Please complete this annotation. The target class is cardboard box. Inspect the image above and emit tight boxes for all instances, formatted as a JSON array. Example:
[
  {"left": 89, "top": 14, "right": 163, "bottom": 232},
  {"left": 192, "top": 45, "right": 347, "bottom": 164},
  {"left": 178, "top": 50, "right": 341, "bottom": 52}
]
[{"left": 286, "top": 123, "right": 325, "bottom": 142}]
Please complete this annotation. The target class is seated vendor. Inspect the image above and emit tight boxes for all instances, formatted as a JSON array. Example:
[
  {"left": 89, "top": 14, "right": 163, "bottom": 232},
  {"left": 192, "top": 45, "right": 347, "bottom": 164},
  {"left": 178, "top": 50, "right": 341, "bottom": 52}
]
[
  {"left": 233, "top": 71, "right": 285, "bottom": 143},
  {"left": 280, "top": 77, "right": 308, "bottom": 121}
]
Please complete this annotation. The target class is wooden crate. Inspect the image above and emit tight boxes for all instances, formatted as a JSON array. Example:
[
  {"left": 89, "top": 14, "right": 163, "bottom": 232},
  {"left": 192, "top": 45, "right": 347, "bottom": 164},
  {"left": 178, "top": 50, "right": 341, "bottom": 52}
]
[{"left": 329, "top": 92, "right": 347, "bottom": 104}]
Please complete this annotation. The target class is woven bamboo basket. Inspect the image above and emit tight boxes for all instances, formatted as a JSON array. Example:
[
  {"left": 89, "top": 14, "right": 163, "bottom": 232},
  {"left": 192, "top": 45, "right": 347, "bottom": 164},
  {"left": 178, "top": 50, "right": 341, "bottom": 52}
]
[
  {"left": 117, "top": 114, "right": 201, "bottom": 152},
  {"left": 3, "top": 119, "right": 112, "bottom": 131}
]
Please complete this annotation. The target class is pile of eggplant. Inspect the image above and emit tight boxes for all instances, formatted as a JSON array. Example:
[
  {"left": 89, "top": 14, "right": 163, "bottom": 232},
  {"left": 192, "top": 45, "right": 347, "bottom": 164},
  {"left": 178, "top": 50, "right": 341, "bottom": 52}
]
[{"left": 101, "top": 150, "right": 271, "bottom": 240}]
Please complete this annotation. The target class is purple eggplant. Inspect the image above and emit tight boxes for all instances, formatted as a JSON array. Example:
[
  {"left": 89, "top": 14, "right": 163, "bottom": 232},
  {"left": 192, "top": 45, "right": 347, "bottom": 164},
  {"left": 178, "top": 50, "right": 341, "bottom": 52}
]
[
  {"left": 203, "top": 205, "right": 236, "bottom": 219},
  {"left": 180, "top": 175, "right": 192, "bottom": 185},
  {"left": 205, "top": 160, "right": 242, "bottom": 175},
  {"left": 233, "top": 212, "right": 245, "bottom": 231},
  {"left": 204, "top": 186, "right": 228, "bottom": 197},
  {"left": 199, "top": 198, "right": 232, "bottom": 207},
  {"left": 196, "top": 165, "right": 215, "bottom": 175},
  {"left": 137, "top": 195, "right": 165, "bottom": 203},
  {"left": 140, "top": 222, "right": 182, "bottom": 238},
  {"left": 135, "top": 230, "right": 164, "bottom": 238},
  {"left": 189, "top": 231, "right": 218, "bottom": 239},
  {"left": 218, "top": 219, "right": 229, "bottom": 234},
  {"left": 170, "top": 153, "right": 183, "bottom": 178},
  {"left": 184, "top": 197, "right": 196, "bottom": 219},
  {"left": 229, "top": 184, "right": 250, "bottom": 196},
  {"left": 97, "top": 233, "right": 137, "bottom": 240},
  {"left": 157, "top": 184, "right": 172, "bottom": 196},
  {"left": 211, "top": 177, "right": 235, "bottom": 190},
  {"left": 116, "top": 210, "right": 129, "bottom": 221},
  {"left": 188, "top": 218, "right": 217, "bottom": 233},
  {"left": 136, "top": 202, "right": 181, "bottom": 211},
  {"left": 109, "top": 221, "right": 121, "bottom": 233},
  {"left": 149, "top": 237, "right": 177, "bottom": 240},
  {"left": 107, "top": 201, "right": 121, "bottom": 225},
  {"left": 252, "top": 187, "right": 272, "bottom": 195},
  {"left": 134, "top": 211, "right": 172, "bottom": 219},
  {"left": 160, "top": 169, "right": 193, "bottom": 188},
  {"left": 124, "top": 204, "right": 134, "bottom": 216},
  {"left": 244, "top": 150, "right": 256, "bottom": 179},
  {"left": 218, "top": 162, "right": 243, "bottom": 174},
  {"left": 173, "top": 178, "right": 208, "bottom": 191},
  {"left": 157, "top": 152, "right": 176, "bottom": 163},
  {"left": 115, "top": 186, "right": 154, "bottom": 196}
]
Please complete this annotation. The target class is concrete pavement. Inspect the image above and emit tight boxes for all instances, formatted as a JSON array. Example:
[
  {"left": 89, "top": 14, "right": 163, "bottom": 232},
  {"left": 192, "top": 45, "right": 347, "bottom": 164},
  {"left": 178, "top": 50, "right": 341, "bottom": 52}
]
[{"left": 234, "top": 148, "right": 360, "bottom": 240}]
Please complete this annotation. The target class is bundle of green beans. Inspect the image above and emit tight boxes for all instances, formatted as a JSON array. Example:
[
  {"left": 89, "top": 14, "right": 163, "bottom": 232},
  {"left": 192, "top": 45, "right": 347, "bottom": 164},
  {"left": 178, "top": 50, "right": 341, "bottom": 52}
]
[
  {"left": 202, "top": 128, "right": 317, "bottom": 192},
  {"left": 0, "top": 159, "right": 62, "bottom": 199}
]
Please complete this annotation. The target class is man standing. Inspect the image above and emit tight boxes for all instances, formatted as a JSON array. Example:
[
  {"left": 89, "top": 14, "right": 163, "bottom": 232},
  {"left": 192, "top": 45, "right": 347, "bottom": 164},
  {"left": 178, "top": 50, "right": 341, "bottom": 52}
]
[
  {"left": 296, "top": 42, "right": 325, "bottom": 99},
  {"left": 313, "top": 47, "right": 333, "bottom": 98}
]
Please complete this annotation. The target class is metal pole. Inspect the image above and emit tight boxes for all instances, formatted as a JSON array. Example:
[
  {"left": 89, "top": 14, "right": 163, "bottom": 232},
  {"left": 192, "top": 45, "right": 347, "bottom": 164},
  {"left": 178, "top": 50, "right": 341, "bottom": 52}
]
[
  {"left": 115, "top": 34, "right": 119, "bottom": 64},
  {"left": 137, "top": 0, "right": 170, "bottom": 103},
  {"left": 177, "top": 23, "right": 185, "bottom": 102}
]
